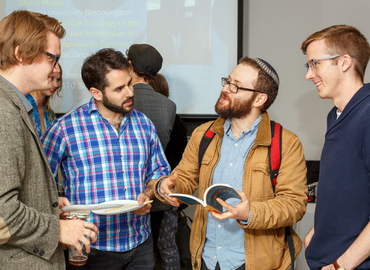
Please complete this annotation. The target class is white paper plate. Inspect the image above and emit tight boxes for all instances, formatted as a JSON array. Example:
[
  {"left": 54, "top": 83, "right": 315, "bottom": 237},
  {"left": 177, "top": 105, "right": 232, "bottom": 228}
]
[
  {"left": 92, "top": 200, "right": 149, "bottom": 215},
  {"left": 61, "top": 203, "right": 125, "bottom": 212}
]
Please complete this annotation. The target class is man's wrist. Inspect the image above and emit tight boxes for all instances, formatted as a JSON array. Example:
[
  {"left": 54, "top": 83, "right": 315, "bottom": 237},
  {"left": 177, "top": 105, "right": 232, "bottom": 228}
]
[
  {"left": 144, "top": 179, "right": 156, "bottom": 199},
  {"left": 239, "top": 211, "right": 251, "bottom": 225},
  {"left": 333, "top": 260, "right": 346, "bottom": 270}
]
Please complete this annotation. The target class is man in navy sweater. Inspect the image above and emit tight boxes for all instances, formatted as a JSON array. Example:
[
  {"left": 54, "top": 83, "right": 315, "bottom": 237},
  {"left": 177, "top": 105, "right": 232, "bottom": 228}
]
[{"left": 301, "top": 25, "right": 370, "bottom": 270}]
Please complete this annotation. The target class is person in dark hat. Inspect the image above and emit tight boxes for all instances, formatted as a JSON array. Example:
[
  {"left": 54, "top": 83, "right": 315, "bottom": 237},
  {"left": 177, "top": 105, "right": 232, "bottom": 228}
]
[
  {"left": 126, "top": 44, "right": 179, "bottom": 269},
  {"left": 127, "top": 44, "right": 176, "bottom": 150},
  {"left": 153, "top": 56, "right": 308, "bottom": 270}
]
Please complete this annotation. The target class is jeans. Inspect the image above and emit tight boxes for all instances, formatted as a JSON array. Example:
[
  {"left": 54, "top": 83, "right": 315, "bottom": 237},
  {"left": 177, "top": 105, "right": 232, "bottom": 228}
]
[{"left": 66, "top": 234, "right": 155, "bottom": 270}]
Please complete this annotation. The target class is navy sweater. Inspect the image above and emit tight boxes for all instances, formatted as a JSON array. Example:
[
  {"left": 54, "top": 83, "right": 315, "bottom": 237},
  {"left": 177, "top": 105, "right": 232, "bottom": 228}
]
[{"left": 306, "top": 84, "right": 370, "bottom": 269}]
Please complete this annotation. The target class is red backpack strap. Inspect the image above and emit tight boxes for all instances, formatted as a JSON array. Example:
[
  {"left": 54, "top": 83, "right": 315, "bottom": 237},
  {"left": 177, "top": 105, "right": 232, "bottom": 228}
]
[
  {"left": 268, "top": 121, "right": 295, "bottom": 270},
  {"left": 198, "top": 122, "right": 216, "bottom": 169},
  {"left": 268, "top": 120, "right": 282, "bottom": 193}
]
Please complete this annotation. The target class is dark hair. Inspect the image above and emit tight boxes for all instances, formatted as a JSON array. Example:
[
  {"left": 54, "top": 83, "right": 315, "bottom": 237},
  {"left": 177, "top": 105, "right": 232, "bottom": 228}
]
[
  {"left": 81, "top": 48, "right": 131, "bottom": 92},
  {"left": 149, "top": 73, "right": 169, "bottom": 97},
  {"left": 126, "top": 49, "right": 152, "bottom": 81},
  {"left": 0, "top": 10, "right": 65, "bottom": 71},
  {"left": 301, "top": 25, "right": 370, "bottom": 82},
  {"left": 238, "top": 56, "right": 278, "bottom": 112}
]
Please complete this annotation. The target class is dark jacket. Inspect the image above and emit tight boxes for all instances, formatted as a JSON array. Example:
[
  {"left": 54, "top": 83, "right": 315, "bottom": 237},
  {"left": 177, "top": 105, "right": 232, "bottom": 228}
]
[
  {"left": 133, "top": 83, "right": 177, "bottom": 212},
  {"left": 133, "top": 83, "right": 176, "bottom": 151}
]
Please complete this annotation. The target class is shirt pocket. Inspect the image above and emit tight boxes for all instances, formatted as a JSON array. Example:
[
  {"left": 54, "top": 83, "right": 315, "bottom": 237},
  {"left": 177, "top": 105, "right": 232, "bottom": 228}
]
[
  {"left": 250, "top": 162, "right": 274, "bottom": 201},
  {"left": 200, "top": 151, "right": 213, "bottom": 167},
  {"left": 248, "top": 228, "right": 285, "bottom": 269}
]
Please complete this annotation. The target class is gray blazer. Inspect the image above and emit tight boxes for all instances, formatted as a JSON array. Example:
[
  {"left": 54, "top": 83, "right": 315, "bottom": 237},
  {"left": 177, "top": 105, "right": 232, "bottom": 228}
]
[
  {"left": 0, "top": 78, "right": 65, "bottom": 269},
  {"left": 133, "top": 83, "right": 176, "bottom": 212},
  {"left": 133, "top": 83, "right": 176, "bottom": 151}
]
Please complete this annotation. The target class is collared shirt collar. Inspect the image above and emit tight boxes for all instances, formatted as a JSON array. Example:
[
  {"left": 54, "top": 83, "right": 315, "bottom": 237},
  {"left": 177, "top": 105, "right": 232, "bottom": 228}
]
[
  {"left": 86, "top": 97, "right": 131, "bottom": 128},
  {"left": 336, "top": 109, "right": 341, "bottom": 119},
  {"left": 224, "top": 115, "right": 262, "bottom": 139}
]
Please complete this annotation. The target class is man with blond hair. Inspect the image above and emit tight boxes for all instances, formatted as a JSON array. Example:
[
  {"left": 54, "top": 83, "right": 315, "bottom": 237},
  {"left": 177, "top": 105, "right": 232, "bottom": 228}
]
[
  {"left": 0, "top": 10, "right": 98, "bottom": 269},
  {"left": 301, "top": 25, "right": 370, "bottom": 270}
]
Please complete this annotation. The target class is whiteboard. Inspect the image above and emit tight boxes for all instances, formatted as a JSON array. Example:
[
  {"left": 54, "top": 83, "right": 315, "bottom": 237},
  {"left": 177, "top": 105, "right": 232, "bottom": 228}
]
[{"left": 3, "top": 0, "right": 240, "bottom": 115}]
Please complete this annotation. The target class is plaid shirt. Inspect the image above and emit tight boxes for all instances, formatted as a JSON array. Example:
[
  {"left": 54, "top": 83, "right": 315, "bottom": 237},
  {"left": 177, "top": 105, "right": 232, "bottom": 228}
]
[{"left": 41, "top": 98, "right": 170, "bottom": 252}]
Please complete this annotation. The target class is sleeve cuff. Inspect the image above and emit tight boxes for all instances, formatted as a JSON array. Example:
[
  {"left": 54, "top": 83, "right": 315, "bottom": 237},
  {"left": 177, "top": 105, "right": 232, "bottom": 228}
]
[
  {"left": 239, "top": 211, "right": 251, "bottom": 225},
  {"left": 157, "top": 178, "right": 165, "bottom": 197}
]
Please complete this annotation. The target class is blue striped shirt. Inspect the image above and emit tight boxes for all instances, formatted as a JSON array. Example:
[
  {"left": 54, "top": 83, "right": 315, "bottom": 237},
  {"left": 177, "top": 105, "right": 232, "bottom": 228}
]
[{"left": 41, "top": 98, "right": 170, "bottom": 252}]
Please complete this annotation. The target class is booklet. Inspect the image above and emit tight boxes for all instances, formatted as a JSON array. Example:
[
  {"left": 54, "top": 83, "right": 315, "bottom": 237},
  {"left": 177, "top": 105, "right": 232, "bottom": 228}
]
[{"left": 169, "top": 184, "right": 241, "bottom": 213}]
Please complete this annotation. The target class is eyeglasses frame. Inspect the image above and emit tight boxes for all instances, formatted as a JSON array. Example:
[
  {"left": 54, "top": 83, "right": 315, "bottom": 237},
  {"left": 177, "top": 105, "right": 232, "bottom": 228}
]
[
  {"left": 43, "top": 51, "right": 60, "bottom": 67},
  {"left": 304, "top": 54, "right": 345, "bottom": 70},
  {"left": 221, "top": 77, "right": 265, "bottom": 94}
]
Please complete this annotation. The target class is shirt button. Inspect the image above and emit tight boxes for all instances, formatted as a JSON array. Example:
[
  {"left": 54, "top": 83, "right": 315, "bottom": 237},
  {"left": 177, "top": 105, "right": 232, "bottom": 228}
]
[
  {"left": 122, "top": 171, "right": 124, "bottom": 174},
  {"left": 214, "top": 256, "right": 217, "bottom": 259},
  {"left": 33, "top": 248, "right": 39, "bottom": 253},
  {"left": 218, "top": 224, "right": 221, "bottom": 228},
  {"left": 120, "top": 154, "right": 122, "bottom": 157},
  {"left": 52, "top": 202, "right": 58, "bottom": 207},
  {"left": 230, "top": 163, "right": 233, "bottom": 167},
  {"left": 217, "top": 246, "right": 221, "bottom": 249},
  {"left": 124, "top": 188, "right": 126, "bottom": 191},
  {"left": 39, "top": 250, "right": 45, "bottom": 256},
  {"left": 235, "top": 143, "right": 238, "bottom": 146}
]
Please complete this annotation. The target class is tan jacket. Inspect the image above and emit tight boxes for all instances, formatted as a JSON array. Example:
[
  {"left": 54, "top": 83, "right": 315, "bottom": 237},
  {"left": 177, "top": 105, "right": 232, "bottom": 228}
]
[
  {"left": 155, "top": 112, "right": 307, "bottom": 270},
  {"left": 0, "top": 78, "right": 64, "bottom": 269}
]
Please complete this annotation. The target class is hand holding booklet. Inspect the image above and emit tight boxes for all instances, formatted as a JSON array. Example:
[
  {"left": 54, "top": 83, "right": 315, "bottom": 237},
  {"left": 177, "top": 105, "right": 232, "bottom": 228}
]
[{"left": 169, "top": 184, "right": 241, "bottom": 213}]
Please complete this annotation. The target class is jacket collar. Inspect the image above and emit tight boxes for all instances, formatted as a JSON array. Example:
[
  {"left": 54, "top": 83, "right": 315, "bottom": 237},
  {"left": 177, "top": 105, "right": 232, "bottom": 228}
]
[
  {"left": 255, "top": 112, "right": 272, "bottom": 146},
  {"left": 0, "top": 76, "right": 32, "bottom": 112},
  {"left": 133, "top": 83, "right": 155, "bottom": 92},
  {"left": 211, "top": 112, "right": 272, "bottom": 146},
  {"left": 0, "top": 77, "right": 39, "bottom": 140},
  {"left": 328, "top": 83, "right": 370, "bottom": 129}
]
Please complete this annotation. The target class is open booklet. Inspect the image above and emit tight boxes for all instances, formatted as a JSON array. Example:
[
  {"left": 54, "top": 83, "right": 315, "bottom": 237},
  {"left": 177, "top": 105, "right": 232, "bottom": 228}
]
[{"left": 169, "top": 184, "right": 241, "bottom": 214}]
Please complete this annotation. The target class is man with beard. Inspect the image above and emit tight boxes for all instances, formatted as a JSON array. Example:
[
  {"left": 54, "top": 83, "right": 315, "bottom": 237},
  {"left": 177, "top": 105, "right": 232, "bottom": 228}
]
[
  {"left": 41, "top": 48, "right": 170, "bottom": 270},
  {"left": 154, "top": 57, "right": 308, "bottom": 270}
]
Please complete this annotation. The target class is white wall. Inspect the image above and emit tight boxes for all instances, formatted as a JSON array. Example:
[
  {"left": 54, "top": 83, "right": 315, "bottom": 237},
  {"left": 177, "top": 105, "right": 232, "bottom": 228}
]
[{"left": 244, "top": 0, "right": 370, "bottom": 160}]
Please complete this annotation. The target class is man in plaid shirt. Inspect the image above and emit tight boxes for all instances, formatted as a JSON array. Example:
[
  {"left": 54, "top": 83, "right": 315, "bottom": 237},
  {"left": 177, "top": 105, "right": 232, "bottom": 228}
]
[{"left": 41, "top": 48, "right": 170, "bottom": 269}]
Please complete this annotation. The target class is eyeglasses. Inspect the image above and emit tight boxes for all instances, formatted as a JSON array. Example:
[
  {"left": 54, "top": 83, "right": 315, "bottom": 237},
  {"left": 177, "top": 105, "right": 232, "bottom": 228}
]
[
  {"left": 43, "top": 51, "right": 60, "bottom": 67},
  {"left": 221, "top": 77, "right": 264, "bottom": 93},
  {"left": 305, "top": 54, "right": 343, "bottom": 71}
]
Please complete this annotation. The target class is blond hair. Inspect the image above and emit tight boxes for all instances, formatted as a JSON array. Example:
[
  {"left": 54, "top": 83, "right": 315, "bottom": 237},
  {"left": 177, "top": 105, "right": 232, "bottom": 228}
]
[
  {"left": 301, "top": 25, "right": 370, "bottom": 82},
  {"left": 0, "top": 10, "right": 65, "bottom": 71}
]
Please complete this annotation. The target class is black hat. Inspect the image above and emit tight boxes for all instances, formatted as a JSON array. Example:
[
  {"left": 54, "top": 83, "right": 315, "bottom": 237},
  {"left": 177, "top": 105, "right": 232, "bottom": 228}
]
[
  {"left": 128, "top": 44, "right": 163, "bottom": 76},
  {"left": 252, "top": 58, "right": 279, "bottom": 87}
]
